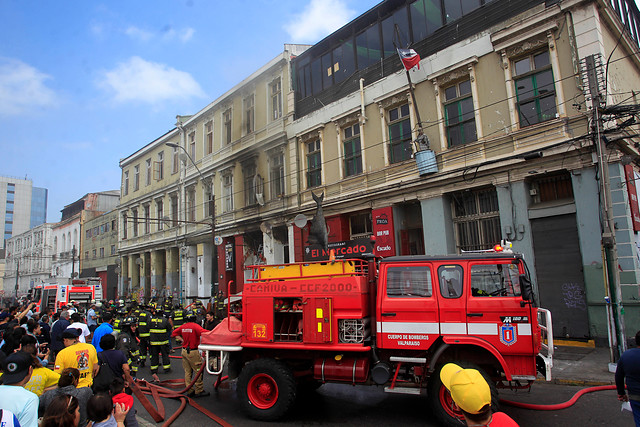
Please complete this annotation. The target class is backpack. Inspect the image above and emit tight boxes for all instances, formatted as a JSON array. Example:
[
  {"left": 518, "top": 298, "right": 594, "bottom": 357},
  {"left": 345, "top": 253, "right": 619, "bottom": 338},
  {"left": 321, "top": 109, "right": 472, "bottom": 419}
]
[{"left": 92, "top": 352, "right": 117, "bottom": 393}]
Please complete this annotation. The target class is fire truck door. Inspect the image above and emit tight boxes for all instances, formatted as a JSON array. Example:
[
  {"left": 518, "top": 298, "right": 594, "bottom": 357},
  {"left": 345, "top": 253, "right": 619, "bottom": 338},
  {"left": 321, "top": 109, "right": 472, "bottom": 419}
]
[
  {"left": 378, "top": 264, "right": 438, "bottom": 350},
  {"left": 466, "top": 261, "right": 534, "bottom": 353},
  {"left": 436, "top": 264, "right": 467, "bottom": 336},
  {"left": 303, "top": 298, "right": 332, "bottom": 343}
]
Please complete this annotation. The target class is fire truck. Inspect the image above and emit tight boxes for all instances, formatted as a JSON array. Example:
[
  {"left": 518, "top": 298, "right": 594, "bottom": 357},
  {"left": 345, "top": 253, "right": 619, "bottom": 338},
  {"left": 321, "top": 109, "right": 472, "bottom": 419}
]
[
  {"left": 31, "top": 278, "right": 103, "bottom": 313},
  {"left": 199, "top": 245, "right": 553, "bottom": 426}
]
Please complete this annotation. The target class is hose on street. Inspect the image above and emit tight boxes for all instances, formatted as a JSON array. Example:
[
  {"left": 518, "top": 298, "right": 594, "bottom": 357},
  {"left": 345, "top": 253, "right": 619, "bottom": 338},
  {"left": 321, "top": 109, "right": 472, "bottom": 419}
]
[{"left": 500, "top": 384, "right": 617, "bottom": 410}]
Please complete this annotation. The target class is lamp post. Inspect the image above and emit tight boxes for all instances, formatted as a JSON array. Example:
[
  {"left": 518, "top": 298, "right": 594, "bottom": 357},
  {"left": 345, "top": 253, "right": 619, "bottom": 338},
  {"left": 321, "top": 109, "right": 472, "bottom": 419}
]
[{"left": 165, "top": 142, "right": 218, "bottom": 301}]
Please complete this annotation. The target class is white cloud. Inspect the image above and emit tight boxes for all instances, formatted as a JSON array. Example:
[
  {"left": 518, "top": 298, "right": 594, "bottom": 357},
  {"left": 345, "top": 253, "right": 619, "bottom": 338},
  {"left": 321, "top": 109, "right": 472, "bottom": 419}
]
[
  {"left": 0, "top": 58, "right": 57, "bottom": 116},
  {"left": 99, "top": 56, "right": 205, "bottom": 103},
  {"left": 125, "top": 26, "right": 153, "bottom": 42},
  {"left": 284, "top": 0, "right": 356, "bottom": 43}
]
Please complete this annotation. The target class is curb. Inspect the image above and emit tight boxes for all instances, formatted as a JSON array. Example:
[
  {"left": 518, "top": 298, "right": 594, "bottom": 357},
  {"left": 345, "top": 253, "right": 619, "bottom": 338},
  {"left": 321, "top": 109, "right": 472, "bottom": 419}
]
[{"left": 535, "top": 377, "right": 615, "bottom": 387}]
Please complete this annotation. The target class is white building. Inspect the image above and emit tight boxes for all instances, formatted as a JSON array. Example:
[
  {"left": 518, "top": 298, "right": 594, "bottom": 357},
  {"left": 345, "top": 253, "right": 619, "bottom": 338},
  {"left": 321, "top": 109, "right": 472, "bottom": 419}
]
[{"left": 4, "top": 223, "right": 54, "bottom": 298}]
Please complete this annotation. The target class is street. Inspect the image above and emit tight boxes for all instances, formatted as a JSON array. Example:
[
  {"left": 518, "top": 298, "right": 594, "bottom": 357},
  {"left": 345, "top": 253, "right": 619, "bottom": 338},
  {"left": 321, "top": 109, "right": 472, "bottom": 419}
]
[{"left": 132, "top": 356, "right": 634, "bottom": 426}]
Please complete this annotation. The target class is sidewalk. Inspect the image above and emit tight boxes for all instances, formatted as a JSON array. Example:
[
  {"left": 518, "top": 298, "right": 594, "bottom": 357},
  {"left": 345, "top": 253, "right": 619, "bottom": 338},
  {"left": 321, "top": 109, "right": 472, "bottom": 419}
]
[{"left": 544, "top": 344, "right": 617, "bottom": 386}]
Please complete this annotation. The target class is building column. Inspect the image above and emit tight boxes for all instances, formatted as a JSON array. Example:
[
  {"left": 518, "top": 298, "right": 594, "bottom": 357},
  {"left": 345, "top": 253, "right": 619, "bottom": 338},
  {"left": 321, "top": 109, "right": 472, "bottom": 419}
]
[
  {"left": 129, "top": 254, "right": 140, "bottom": 301},
  {"left": 150, "top": 250, "right": 165, "bottom": 300},
  {"left": 420, "top": 196, "right": 455, "bottom": 255},
  {"left": 166, "top": 247, "right": 180, "bottom": 303},
  {"left": 202, "top": 242, "right": 214, "bottom": 300},
  {"left": 186, "top": 245, "right": 198, "bottom": 301},
  {"left": 143, "top": 252, "right": 151, "bottom": 301}
]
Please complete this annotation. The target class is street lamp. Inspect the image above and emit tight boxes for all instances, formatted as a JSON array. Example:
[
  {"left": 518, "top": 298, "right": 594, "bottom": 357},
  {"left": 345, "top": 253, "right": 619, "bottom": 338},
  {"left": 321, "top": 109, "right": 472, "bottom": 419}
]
[{"left": 165, "top": 142, "right": 218, "bottom": 300}]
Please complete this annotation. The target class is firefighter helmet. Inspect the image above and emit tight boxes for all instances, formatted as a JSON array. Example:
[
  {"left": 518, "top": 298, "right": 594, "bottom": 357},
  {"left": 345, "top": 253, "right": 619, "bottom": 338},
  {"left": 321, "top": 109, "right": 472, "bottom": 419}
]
[
  {"left": 121, "top": 316, "right": 137, "bottom": 327},
  {"left": 185, "top": 310, "right": 197, "bottom": 322}
]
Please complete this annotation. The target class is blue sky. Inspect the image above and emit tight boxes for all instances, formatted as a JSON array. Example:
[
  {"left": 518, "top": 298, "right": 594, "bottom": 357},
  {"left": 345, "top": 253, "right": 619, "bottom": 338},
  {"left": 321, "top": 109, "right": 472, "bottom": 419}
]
[{"left": 0, "top": 0, "right": 380, "bottom": 222}]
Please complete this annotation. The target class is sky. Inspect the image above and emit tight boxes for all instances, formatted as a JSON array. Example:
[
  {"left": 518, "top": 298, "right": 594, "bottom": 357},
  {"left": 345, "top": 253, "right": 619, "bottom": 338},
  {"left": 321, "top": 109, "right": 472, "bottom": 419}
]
[{"left": 0, "top": 0, "right": 380, "bottom": 222}]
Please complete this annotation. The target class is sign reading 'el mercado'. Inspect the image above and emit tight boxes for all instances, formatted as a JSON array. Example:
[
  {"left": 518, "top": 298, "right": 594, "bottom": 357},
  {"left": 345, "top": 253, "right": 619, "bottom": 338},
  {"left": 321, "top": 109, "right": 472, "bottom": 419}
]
[{"left": 305, "top": 237, "right": 373, "bottom": 261}]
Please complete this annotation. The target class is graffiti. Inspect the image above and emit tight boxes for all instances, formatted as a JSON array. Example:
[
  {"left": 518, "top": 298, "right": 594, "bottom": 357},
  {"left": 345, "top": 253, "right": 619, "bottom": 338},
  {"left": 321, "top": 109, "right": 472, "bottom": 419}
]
[{"left": 561, "top": 283, "right": 587, "bottom": 310}]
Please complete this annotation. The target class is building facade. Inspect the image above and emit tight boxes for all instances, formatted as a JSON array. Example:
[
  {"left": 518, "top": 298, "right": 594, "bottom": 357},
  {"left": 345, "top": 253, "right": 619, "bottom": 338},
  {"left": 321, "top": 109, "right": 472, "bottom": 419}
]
[
  {"left": 118, "top": 44, "right": 309, "bottom": 305},
  {"left": 287, "top": 0, "right": 640, "bottom": 347},
  {"left": 3, "top": 223, "right": 54, "bottom": 297},
  {"left": 80, "top": 209, "right": 119, "bottom": 301}
]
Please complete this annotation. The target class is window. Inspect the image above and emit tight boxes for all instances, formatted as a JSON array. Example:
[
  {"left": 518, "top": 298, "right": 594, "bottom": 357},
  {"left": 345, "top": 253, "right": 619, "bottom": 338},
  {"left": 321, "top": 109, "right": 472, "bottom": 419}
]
[
  {"left": 132, "top": 208, "right": 138, "bottom": 237},
  {"left": 270, "top": 78, "right": 282, "bottom": 120},
  {"left": 356, "top": 23, "right": 382, "bottom": 70},
  {"left": 172, "top": 147, "right": 179, "bottom": 174},
  {"left": 387, "top": 266, "right": 432, "bottom": 297},
  {"left": 388, "top": 104, "right": 412, "bottom": 163},
  {"left": 111, "top": 245, "right": 116, "bottom": 256},
  {"left": 155, "top": 151, "right": 164, "bottom": 180},
  {"left": 439, "top": 264, "right": 464, "bottom": 298},
  {"left": 349, "top": 212, "right": 372, "bottom": 238},
  {"left": 92, "top": 249, "right": 97, "bottom": 259},
  {"left": 187, "top": 187, "right": 196, "bottom": 222},
  {"left": 189, "top": 132, "right": 196, "bottom": 159},
  {"left": 244, "top": 164, "right": 257, "bottom": 206},
  {"left": 85, "top": 251, "right": 89, "bottom": 260},
  {"left": 122, "top": 214, "right": 128, "bottom": 239},
  {"left": 381, "top": 6, "right": 409, "bottom": 59},
  {"left": 111, "top": 220, "right": 117, "bottom": 231},
  {"left": 530, "top": 172, "right": 574, "bottom": 204},
  {"left": 513, "top": 50, "right": 556, "bottom": 127},
  {"left": 223, "top": 173, "right": 233, "bottom": 213},
  {"left": 306, "top": 139, "right": 322, "bottom": 188},
  {"left": 410, "top": 0, "right": 443, "bottom": 42},
  {"left": 133, "top": 165, "right": 140, "bottom": 191},
  {"left": 146, "top": 159, "right": 152, "bottom": 186},
  {"left": 270, "top": 151, "right": 285, "bottom": 197},
  {"left": 99, "top": 247, "right": 105, "bottom": 258},
  {"left": 144, "top": 205, "right": 150, "bottom": 234},
  {"left": 123, "top": 171, "right": 129, "bottom": 196},
  {"left": 157, "top": 200, "right": 164, "bottom": 231},
  {"left": 244, "top": 95, "right": 254, "bottom": 134},
  {"left": 471, "top": 263, "right": 521, "bottom": 297},
  {"left": 223, "top": 109, "right": 232, "bottom": 144},
  {"left": 452, "top": 188, "right": 501, "bottom": 252},
  {"left": 444, "top": 79, "right": 476, "bottom": 146},
  {"left": 170, "top": 195, "right": 178, "bottom": 227},
  {"left": 343, "top": 123, "right": 362, "bottom": 176},
  {"left": 204, "top": 188, "right": 214, "bottom": 218},
  {"left": 205, "top": 121, "right": 213, "bottom": 155}
]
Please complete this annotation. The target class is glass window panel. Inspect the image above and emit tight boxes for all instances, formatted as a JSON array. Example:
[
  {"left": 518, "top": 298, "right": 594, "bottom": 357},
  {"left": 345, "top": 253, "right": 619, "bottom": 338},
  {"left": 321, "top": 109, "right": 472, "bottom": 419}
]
[
  {"left": 445, "top": 86, "right": 458, "bottom": 101},
  {"left": 366, "top": 24, "right": 382, "bottom": 65},
  {"left": 303, "top": 65, "right": 312, "bottom": 98},
  {"left": 460, "top": 97, "right": 474, "bottom": 121},
  {"left": 446, "top": 103, "right": 460, "bottom": 124},
  {"left": 311, "top": 58, "right": 322, "bottom": 94},
  {"left": 444, "top": 0, "right": 463, "bottom": 24},
  {"left": 333, "top": 42, "right": 355, "bottom": 84},
  {"left": 382, "top": 7, "right": 409, "bottom": 58},
  {"left": 425, "top": 0, "right": 443, "bottom": 34},
  {"left": 534, "top": 51, "right": 550, "bottom": 68},
  {"left": 514, "top": 57, "right": 531, "bottom": 76},
  {"left": 459, "top": 79, "right": 472, "bottom": 96},
  {"left": 411, "top": 0, "right": 428, "bottom": 42},
  {"left": 536, "top": 70, "right": 555, "bottom": 94},
  {"left": 448, "top": 125, "right": 462, "bottom": 146},
  {"left": 515, "top": 77, "right": 534, "bottom": 100},
  {"left": 400, "top": 103, "right": 410, "bottom": 117},
  {"left": 540, "top": 95, "right": 557, "bottom": 120},
  {"left": 356, "top": 32, "right": 369, "bottom": 69},
  {"left": 461, "top": 0, "right": 481, "bottom": 14},
  {"left": 389, "top": 107, "right": 399, "bottom": 122},
  {"left": 463, "top": 120, "right": 477, "bottom": 144},
  {"left": 518, "top": 101, "right": 538, "bottom": 126},
  {"left": 322, "top": 52, "right": 333, "bottom": 89},
  {"left": 387, "top": 266, "right": 432, "bottom": 297}
]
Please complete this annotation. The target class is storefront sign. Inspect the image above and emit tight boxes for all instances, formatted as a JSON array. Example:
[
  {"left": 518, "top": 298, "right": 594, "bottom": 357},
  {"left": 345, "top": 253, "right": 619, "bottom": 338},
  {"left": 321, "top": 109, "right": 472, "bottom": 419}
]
[
  {"left": 225, "top": 242, "right": 235, "bottom": 271},
  {"left": 372, "top": 207, "right": 396, "bottom": 257},
  {"left": 304, "top": 237, "right": 373, "bottom": 261},
  {"left": 625, "top": 165, "right": 640, "bottom": 232}
]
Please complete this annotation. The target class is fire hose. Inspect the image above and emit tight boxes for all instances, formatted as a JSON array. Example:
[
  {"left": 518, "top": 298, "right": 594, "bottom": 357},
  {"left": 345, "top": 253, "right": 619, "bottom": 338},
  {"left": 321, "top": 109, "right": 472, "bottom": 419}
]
[
  {"left": 125, "top": 349, "right": 232, "bottom": 427},
  {"left": 500, "top": 384, "right": 617, "bottom": 410}
]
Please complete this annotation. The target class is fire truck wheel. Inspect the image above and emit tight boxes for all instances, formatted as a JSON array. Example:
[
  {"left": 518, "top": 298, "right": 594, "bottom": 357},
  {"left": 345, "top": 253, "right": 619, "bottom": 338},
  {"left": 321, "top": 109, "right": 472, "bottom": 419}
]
[
  {"left": 428, "top": 362, "right": 499, "bottom": 427},
  {"left": 237, "top": 358, "right": 297, "bottom": 421}
]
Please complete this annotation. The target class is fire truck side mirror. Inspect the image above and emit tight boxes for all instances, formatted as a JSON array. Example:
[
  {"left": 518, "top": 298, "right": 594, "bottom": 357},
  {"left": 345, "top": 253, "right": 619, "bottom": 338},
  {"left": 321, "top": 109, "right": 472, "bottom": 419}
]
[{"left": 520, "top": 274, "right": 533, "bottom": 302}]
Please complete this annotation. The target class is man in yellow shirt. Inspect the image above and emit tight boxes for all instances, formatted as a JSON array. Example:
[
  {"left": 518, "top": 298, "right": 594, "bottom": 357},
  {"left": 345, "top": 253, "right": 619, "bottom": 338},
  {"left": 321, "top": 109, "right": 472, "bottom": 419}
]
[{"left": 54, "top": 328, "right": 98, "bottom": 388}]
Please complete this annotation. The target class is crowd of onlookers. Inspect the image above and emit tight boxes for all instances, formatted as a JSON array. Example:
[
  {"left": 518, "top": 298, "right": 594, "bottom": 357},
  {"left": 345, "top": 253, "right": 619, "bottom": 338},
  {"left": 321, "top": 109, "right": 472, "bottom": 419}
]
[{"left": 0, "top": 302, "right": 136, "bottom": 427}]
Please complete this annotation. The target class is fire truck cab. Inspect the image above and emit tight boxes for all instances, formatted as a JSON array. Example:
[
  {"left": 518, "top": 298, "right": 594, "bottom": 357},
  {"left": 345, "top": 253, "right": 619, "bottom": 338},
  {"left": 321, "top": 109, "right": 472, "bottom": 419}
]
[
  {"left": 200, "top": 246, "right": 553, "bottom": 425},
  {"left": 31, "top": 278, "right": 102, "bottom": 313}
]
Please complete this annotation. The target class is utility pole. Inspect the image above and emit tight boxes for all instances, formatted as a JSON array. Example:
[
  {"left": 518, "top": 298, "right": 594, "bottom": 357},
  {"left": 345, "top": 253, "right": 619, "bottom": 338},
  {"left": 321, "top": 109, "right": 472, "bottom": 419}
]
[
  {"left": 584, "top": 54, "right": 627, "bottom": 359},
  {"left": 71, "top": 245, "right": 76, "bottom": 279},
  {"left": 14, "top": 259, "right": 19, "bottom": 300}
]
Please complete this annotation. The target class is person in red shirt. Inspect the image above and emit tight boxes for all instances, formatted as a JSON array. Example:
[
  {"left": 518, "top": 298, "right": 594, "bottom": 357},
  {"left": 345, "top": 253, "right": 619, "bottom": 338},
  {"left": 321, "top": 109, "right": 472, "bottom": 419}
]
[
  {"left": 171, "top": 310, "right": 209, "bottom": 397},
  {"left": 440, "top": 363, "right": 519, "bottom": 426}
]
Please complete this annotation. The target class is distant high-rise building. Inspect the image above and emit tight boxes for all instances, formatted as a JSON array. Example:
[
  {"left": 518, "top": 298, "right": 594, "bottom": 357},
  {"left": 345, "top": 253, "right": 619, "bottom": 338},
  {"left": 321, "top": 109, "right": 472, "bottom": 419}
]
[{"left": 0, "top": 176, "right": 48, "bottom": 252}]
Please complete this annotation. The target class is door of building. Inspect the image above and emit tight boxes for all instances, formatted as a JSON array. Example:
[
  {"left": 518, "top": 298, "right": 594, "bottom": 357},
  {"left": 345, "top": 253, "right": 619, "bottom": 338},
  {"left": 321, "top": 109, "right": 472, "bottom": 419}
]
[{"left": 531, "top": 213, "right": 589, "bottom": 339}]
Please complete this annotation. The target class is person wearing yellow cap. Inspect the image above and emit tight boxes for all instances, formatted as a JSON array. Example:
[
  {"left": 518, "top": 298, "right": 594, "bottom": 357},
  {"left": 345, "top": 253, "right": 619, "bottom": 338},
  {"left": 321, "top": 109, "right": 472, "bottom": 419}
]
[{"left": 440, "top": 363, "right": 519, "bottom": 426}]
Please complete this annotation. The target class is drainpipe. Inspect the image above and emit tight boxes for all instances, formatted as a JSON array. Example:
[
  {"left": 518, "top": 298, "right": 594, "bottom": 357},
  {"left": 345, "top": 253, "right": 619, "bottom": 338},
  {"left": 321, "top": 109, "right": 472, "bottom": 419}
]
[{"left": 359, "top": 78, "right": 367, "bottom": 122}]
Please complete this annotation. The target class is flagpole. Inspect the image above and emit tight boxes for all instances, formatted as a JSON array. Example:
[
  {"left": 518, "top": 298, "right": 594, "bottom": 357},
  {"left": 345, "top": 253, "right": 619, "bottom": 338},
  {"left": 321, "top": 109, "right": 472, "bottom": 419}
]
[{"left": 404, "top": 68, "right": 423, "bottom": 135}]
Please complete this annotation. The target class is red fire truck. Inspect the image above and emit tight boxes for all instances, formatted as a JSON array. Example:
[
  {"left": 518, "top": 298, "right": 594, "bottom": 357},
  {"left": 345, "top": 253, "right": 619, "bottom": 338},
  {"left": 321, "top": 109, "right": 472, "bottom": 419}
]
[
  {"left": 31, "top": 278, "right": 103, "bottom": 313},
  {"left": 200, "top": 246, "right": 553, "bottom": 425}
]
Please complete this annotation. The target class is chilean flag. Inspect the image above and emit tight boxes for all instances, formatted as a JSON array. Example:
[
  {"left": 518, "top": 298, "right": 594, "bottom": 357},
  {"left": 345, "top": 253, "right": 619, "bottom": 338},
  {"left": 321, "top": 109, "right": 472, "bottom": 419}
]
[{"left": 398, "top": 48, "right": 420, "bottom": 71}]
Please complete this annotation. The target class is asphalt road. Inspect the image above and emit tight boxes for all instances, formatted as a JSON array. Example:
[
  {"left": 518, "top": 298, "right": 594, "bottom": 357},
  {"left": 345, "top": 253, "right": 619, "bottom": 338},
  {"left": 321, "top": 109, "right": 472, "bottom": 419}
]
[{"left": 132, "top": 355, "right": 635, "bottom": 426}]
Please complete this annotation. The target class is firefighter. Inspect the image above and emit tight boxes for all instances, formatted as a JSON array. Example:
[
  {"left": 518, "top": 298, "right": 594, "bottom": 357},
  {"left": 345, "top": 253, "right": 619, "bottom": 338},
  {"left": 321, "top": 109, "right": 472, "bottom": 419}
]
[
  {"left": 149, "top": 307, "right": 172, "bottom": 379},
  {"left": 137, "top": 304, "right": 151, "bottom": 367},
  {"left": 116, "top": 316, "right": 140, "bottom": 378},
  {"left": 170, "top": 303, "right": 185, "bottom": 351},
  {"left": 214, "top": 291, "right": 226, "bottom": 322},
  {"left": 113, "top": 304, "right": 126, "bottom": 335},
  {"left": 171, "top": 310, "right": 209, "bottom": 397},
  {"left": 162, "top": 295, "right": 173, "bottom": 313}
]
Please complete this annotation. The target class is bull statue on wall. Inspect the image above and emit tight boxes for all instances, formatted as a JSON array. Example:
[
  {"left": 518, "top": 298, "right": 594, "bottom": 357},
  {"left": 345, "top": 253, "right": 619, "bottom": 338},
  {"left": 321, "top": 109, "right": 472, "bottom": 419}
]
[{"left": 307, "top": 191, "right": 328, "bottom": 251}]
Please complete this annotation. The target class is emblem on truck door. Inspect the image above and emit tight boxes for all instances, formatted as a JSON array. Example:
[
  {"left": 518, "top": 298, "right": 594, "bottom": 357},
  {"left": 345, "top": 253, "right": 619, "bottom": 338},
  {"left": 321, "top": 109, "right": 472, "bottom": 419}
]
[{"left": 500, "top": 323, "right": 517, "bottom": 346}]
